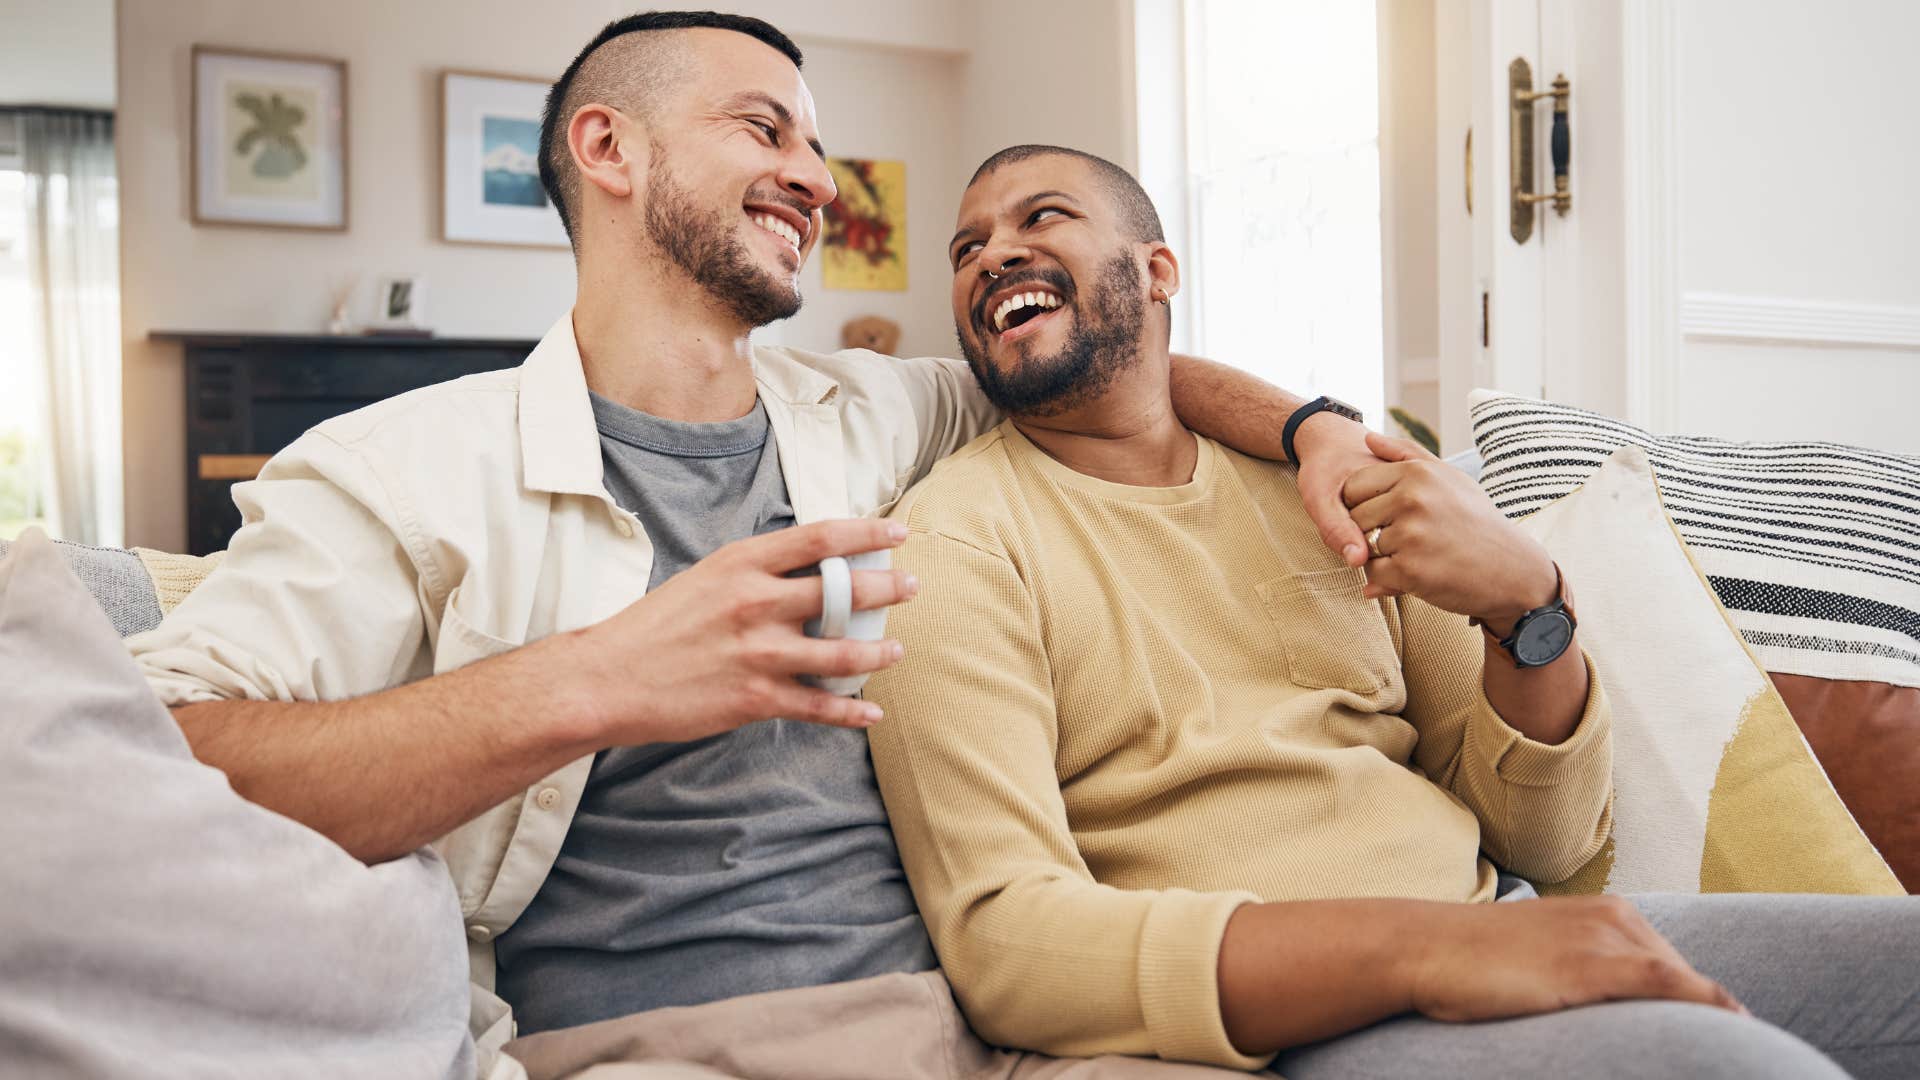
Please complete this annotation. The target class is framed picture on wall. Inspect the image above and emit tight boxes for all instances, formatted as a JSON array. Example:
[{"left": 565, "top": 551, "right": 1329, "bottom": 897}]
[
  {"left": 440, "top": 70, "right": 568, "bottom": 249},
  {"left": 822, "top": 158, "right": 907, "bottom": 291},
  {"left": 191, "top": 45, "right": 348, "bottom": 231}
]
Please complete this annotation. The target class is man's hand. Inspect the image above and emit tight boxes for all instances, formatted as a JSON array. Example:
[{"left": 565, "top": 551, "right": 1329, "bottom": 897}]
[
  {"left": 1342, "top": 430, "right": 1557, "bottom": 629},
  {"left": 1409, "top": 896, "right": 1746, "bottom": 1022},
  {"left": 1293, "top": 411, "right": 1385, "bottom": 567},
  {"left": 1220, "top": 893, "right": 1742, "bottom": 1055},
  {"left": 570, "top": 518, "right": 918, "bottom": 745}
]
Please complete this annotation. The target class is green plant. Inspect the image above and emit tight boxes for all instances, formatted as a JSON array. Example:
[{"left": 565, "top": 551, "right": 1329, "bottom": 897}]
[
  {"left": 0, "top": 426, "right": 46, "bottom": 538},
  {"left": 1388, "top": 406, "right": 1441, "bottom": 457},
  {"left": 234, "top": 92, "right": 309, "bottom": 179}
]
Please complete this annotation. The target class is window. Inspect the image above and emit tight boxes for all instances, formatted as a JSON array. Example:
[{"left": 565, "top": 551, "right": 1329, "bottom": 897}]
[
  {"left": 1183, "top": 0, "right": 1384, "bottom": 424},
  {"left": 0, "top": 115, "right": 48, "bottom": 539}
]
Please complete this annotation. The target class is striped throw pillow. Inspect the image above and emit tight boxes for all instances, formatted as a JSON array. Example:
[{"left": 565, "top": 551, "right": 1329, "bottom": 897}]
[{"left": 1471, "top": 390, "right": 1920, "bottom": 689}]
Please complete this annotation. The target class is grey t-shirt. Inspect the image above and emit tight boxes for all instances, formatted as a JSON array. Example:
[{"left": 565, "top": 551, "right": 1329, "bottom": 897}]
[{"left": 492, "top": 393, "right": 935, "bottom": 1035}]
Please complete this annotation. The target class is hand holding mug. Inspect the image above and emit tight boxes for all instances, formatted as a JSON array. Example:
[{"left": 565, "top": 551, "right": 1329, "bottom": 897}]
[
  {"left": 803, "top": 547, "right": 894, "bottom": 696},
  {"left": 576, "top": 518, "right": 917, "bottom": 747}
]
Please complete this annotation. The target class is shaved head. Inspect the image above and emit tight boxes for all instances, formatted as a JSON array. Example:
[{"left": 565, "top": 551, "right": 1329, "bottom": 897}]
[
  {"left": 968, "top": 145, "right": 1164, "bottom": 245},
  {"left": 538, "top": 11, "right": 803, "bottom": 246}
]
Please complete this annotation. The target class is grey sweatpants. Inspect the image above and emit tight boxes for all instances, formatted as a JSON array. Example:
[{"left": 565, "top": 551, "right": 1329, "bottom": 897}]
[
  {"left": 504, "top": 890, "right": 1919, "bottom": 1080},
  {"left": 1274, "top": 884, "right": 1919, "bottom": 1080}
]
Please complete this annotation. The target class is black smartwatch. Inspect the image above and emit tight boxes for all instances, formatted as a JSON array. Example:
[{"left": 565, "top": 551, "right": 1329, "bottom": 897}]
[
  {"left": 1281, "top": 395, "right": 1364, "bottom": 467},
  {"left": 1472, "top": 564, "right": 1578, "bottom": 669}
]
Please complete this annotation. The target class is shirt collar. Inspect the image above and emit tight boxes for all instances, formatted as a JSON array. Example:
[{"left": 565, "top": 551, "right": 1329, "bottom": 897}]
[{"left": 516, "top": 312, "right": 843, "bottom": 498}]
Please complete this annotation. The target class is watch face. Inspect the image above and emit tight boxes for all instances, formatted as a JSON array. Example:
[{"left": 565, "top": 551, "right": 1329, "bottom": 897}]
[{"left": 1514, "top": 611, "right": 1575, "bottom": 667}]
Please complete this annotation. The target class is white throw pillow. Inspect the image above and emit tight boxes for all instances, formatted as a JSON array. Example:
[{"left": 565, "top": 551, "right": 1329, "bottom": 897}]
[
  {"left": 0, "top": 529, "right": 474, "bottom": 1079},
  {"left": 1514, "top": 451, "right": 1897, "bottom": 895}
]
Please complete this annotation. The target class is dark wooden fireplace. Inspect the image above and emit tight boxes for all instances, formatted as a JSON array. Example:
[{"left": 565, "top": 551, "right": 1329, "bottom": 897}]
[{"left": 152, "top": 332, "right": 538, "bottom": 555}]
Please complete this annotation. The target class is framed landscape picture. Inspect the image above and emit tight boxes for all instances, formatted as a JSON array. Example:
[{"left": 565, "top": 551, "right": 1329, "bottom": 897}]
[
  {"left": 192, "top": 46, "right": 348, "bottom": 231},
  {"left": 440, "top": 71, "right": 567, "bottom": 249}
]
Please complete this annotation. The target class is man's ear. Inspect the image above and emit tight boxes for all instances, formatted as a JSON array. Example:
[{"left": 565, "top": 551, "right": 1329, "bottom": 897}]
[
  {"left": 1146, "top": 243, "right": 1181, "bottom": 303},
  {"left": 570, "top": 103, "right": 637, "bottom": 201}
]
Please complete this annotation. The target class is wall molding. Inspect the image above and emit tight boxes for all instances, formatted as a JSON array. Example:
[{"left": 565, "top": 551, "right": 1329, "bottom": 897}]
[{"left": 1680, "top": 292, "right": 1920, "bottom": 350}]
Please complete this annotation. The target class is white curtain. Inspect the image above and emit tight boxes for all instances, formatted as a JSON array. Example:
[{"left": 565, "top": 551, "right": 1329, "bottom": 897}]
[{"left": 19, "top": 109, "right": 122, "bottom": 546}]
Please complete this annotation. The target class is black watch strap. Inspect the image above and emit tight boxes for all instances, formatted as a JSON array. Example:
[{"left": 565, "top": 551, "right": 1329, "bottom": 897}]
[{"left": 1281, "top": 396, "right": 1364, "bottom": 467}]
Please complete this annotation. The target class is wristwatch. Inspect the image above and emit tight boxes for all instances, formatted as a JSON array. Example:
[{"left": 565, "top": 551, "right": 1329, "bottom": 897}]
[
  {"left": 1471, "top": 564, "right": 1578, "bottom": 669},
  {"left": 1281, "top": 395, "right": 1364, "bottom": 467}
]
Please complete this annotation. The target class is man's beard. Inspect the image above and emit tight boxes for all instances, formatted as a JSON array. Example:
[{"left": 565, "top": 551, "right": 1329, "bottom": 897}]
[
  {"left": 958, "top": 253, "right": 1146, "bottom": 418},
  {"left": 643, "top": 150, "right": 801, "bottom": 327}
]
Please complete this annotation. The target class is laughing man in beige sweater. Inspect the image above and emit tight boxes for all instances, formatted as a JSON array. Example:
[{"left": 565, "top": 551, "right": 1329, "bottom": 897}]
[{"left": 863, "top": 146, "right": 1918, "bottom": 1080}]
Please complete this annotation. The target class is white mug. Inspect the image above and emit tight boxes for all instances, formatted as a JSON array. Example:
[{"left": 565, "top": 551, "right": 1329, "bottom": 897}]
[{"left": 801, "top": 547, "right": 891, "bottom": 696}]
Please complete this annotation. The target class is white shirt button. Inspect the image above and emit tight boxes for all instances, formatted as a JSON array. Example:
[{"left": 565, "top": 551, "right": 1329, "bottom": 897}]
[
  {"left": 534, "top": 787, "right": 560, "bottom": 811},
  {"left": 466, "top": 923, "right": 492, "bottom": 942},
  {"left": 614, "top": 518, "right": 635, "bottom": 538}
]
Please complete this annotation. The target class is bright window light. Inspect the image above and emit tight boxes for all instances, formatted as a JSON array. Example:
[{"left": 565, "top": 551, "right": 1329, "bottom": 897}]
[{"left": 1184, "top": 0, "right": 1385, "bottom": 425}]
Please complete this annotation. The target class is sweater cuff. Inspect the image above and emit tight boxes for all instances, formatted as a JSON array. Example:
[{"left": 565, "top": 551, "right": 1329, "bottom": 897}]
[
  {"left": 1470, "top": 649, "right": 1612, "bottom": 787},
  {"left": 1137, "top": 888, "right": 1270, "bottom": 1071}
]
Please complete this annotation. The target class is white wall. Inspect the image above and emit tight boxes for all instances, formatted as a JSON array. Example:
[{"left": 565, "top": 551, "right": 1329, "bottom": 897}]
[
  {"left": 760, "top": 40, "right": 967, "bottom": 362},
  {"left": 1671, "top": 0, "right": 1920, "bottom": 451},
  {"left": 0, "top": 0, "right": 115, "bottom": 108},
  {"left": 117, "top": 0, "right": 977, "bottom": 550},
  {"left": 959, "top": 0, "right": 1137, "bottom": 177}
]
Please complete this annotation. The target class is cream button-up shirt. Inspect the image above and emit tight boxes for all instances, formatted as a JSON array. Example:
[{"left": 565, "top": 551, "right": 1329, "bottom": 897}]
[{"left": 128, "top": 313, "right": 1001, "bottom": 1078}]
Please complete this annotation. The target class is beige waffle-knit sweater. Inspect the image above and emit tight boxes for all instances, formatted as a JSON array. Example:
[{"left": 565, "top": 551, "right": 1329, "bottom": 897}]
[{"left": 863, "top": 422, "right": 1613, "bottom": 1071}]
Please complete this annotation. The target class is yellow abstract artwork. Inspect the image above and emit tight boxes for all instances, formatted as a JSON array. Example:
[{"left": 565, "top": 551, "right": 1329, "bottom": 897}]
[{"left": 822, "top": 158, "right": 907, "bottom": 291}]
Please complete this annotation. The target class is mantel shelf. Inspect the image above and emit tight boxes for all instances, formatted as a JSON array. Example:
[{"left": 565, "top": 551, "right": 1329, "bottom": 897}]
[{"left": 150, "top": 330, "right": 540, "bottom": 350}]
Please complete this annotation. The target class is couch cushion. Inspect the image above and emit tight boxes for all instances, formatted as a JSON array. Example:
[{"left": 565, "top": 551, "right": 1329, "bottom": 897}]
[
  {"left": 1769, "top": 673, "right": 1920, "bottom": 892},
  {"left": 0, "top": 534, "right": 163, "bottom": 636},
  {"left": 0, "top": 529, "right": 474, "bottom": 1078},
  {"left": 1514, "top": 448, "right": 1898, "bottom": 896}
]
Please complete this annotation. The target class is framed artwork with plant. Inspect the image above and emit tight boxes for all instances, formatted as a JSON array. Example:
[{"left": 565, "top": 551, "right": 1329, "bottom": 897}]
[{"left": 192, "top": 46, "right": 348, "bottom": 231}]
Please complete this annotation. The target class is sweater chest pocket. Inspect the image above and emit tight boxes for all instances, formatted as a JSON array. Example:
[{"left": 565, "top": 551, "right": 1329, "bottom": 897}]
[{"left": 1256, "top": 567, "right": 1404, "bottom": 701}]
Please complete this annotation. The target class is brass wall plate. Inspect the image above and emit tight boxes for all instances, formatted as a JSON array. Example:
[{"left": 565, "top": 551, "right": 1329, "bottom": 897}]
[{"left": 1509, "top": 57, "right": 1535, "bottom": 244}]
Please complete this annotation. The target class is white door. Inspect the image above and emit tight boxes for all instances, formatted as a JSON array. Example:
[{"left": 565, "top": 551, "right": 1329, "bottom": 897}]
[{"left": 1431, "top": 0, "right": 1920, "bottom": 455}]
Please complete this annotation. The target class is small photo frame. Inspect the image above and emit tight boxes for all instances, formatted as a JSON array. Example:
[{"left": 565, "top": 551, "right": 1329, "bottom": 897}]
[
  {"left": 369, "top": 274, "right": 427, "bottom": 331},
  {"left": 441, "top": 70, "right": 568, "bottom": 249},
  {"left": 192, "top": 45, "right": 347, "bottom": 231}
]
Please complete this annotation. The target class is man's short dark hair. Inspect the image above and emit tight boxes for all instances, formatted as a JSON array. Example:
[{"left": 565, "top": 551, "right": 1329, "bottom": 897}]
[
  {"left": 539, "top": 11, "right": 803, "bottom": 247},
  {"left": 968, "top": 145, "right": 1165, "bottom": 245}
]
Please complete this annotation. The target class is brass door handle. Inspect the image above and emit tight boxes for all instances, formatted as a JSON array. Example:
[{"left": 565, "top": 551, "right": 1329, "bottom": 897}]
[{"left": 1509, "top": 60, "right": 1571, "bottom": 243}]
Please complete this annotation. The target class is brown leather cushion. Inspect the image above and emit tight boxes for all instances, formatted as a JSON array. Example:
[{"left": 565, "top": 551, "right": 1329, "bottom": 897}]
[{"left": 1770, "top": 673, "right": 1920, "bottom": 892}]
